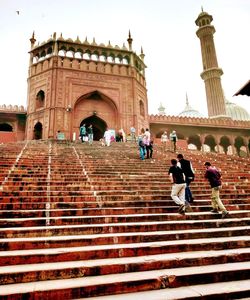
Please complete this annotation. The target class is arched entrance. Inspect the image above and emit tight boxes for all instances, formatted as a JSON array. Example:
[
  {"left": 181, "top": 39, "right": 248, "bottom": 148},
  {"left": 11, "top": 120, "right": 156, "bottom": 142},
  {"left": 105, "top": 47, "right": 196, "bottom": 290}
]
[
  {"left": 33, "top": 122, "right": 43, "bottom": 140},
  {"left": 81, "top": 115, "right": 107, "bottom": 141},
  {"left": 0, "top": 123, "right": 13, "bottom": 131}
]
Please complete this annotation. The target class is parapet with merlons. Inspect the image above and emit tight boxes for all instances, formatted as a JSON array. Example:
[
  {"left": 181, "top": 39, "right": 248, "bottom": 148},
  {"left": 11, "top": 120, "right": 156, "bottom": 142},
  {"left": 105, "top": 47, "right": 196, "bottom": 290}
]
[
  {"left": 28, "top": 32, "right": 146, "bottom": 84},
  {"left": 149, "top": 114, "right": 250, "bottom": 129}
]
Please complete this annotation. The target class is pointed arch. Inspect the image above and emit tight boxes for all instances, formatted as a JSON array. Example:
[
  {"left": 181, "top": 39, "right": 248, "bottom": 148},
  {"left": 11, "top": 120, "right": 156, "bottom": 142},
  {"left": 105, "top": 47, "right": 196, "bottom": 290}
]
[{"left": 33, "top": 122, "right": 43, "bottom": 140}]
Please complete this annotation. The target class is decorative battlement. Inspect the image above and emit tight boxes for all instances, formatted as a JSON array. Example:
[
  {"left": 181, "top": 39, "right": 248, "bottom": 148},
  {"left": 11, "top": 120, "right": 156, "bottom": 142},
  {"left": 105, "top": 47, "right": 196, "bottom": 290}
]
[
  {"left": 149, "top": 114, "right": 250, "bottom": 129},
  {"left": 0, "top": 104, "right": 26, "bottom": 113},
  {"left": 29, "top": 32, "right": 146, "bottom": 76}
]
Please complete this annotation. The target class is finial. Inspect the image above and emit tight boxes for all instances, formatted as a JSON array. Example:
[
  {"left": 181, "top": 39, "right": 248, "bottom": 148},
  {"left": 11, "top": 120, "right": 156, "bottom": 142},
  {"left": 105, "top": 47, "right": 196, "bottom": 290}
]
[
  {"left": 30, "top": 31, "right": 36, "bottom": 48},
  {"left": 186, "top": 92, "right": 189, "bottom": 105},
  {"left": 201, "top": 6, "right": 203, "bottom": 12},
  {"left": 127, "top": 30, "right": 133, "bottom": 51},
  {"left": 140, "top": 46, "right": 145, "bottom": 60},
  {"left": 53, "top": 32, "right": 56, "bottom": 39}
]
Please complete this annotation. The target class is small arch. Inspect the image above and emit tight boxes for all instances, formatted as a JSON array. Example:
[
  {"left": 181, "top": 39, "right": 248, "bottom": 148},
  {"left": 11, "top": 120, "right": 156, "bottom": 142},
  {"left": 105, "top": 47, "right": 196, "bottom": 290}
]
[
  {"left": 58, "top": 50, "right": 66, "bottom": 57},
  {"left": 139, "top": 100, "right": 145, "bottom": 117},
  {"left": 235, "top": 136, "right": 245, "bottom": 156},
  {"left": 36, "top": 90, "right": 45, "bottom": 109},
  {"left": 204, "top": 135, "right": 217, "bottom": 152},
  {"left": 220, "top": 136, "right": 231, "bottom": 154},
  {"left": 0, "top": 123, "right": 13, "bottom": 132},
  {"left": 187, "top": 135, "right": 202, "bottom": 150},
  {"left": 33, "top": 122, "right": 43, "bottom": 140},
  {"left": 66, "top": 51, "right": 74, "bottom": 58}
]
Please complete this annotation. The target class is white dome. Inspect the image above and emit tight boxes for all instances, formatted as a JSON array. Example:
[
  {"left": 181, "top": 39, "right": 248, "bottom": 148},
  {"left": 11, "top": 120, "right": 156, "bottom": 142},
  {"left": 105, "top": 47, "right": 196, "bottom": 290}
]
[
  {"left": 178, "top": 97, "right": 203, "bottom": 118},
  {"left": 225, "top": 99, "right": 250, "bottom": 121}
]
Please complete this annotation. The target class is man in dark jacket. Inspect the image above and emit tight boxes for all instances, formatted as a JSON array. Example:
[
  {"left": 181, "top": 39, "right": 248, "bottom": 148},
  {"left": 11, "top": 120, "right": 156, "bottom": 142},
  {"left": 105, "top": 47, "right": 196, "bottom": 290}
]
[
  {"left": 168, "top": 159, "right": 188, "bottom": 214},
  {"left": 204, "top": 162, "right": 229, "bottom": 219},
  {"left": 177, "top": 154, "right": 194, "bottom": 203}
]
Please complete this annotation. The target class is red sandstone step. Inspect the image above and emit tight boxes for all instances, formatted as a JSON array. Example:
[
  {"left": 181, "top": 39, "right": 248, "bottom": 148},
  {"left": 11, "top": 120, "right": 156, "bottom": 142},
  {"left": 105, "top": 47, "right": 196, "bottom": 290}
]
[
  {"left": 1, "top": 217, "right": 249, "bottom": 238},
  {"left": 85, "top": 279, "right": 250, "bottom": 299},
  {"left": 1, "top": 226, "right": 248, "bottom": 251},
  {"left": 0, "top": 262, "right": 249, "bottom": 299},
  {"left": 1, "top": 203, "right": 249, "bottom": 218},
  {"left": 0, "top": 235, "right": 249, "bottom": 266},
  {"left": 0, "top": 248, "right": 249, "bottom": 285},
  {"left": 0, "top": 210, "right": 249, "bottom": 228}
]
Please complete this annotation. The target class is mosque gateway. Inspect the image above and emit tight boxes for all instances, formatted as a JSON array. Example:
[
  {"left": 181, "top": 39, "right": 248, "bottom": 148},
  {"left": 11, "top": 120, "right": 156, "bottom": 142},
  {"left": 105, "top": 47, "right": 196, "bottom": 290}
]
[{"left": 0, "top": 10, "right": 249, "bottom": 156}]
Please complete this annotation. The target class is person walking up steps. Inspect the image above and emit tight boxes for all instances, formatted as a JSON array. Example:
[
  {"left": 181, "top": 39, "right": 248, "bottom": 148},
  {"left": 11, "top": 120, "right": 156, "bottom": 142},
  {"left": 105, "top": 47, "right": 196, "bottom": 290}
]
[
  {"left": 177, "top": 153, "right": 195, "bottom": 203},
  {"left": 204, "top": 161, "right": 229, "bottom": 219},
  {"left": 168, "top": 159, "right": 189, "bottom": 215}
]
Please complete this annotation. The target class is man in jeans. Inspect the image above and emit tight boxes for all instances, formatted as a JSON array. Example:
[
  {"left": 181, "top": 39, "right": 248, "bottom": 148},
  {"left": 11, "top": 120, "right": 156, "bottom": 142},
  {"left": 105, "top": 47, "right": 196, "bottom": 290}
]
[
  {"left": 168, "top": 159, "right": 188, "bottom": 214},
  {"left": 204, "top": 162, "right": 229, "bottom": 219}
]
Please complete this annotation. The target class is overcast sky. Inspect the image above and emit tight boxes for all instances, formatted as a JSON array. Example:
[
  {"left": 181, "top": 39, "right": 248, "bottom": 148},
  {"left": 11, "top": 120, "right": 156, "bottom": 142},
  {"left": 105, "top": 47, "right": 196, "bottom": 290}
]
[{"left": 0, "top": 0, "right": 249, "bottom": 117}]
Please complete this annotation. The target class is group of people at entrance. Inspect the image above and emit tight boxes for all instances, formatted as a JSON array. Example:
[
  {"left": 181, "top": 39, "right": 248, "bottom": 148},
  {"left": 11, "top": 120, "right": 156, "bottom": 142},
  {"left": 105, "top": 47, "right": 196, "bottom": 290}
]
[
  {"left": 138, "top": 128, "right": 154, "bottom": 160},
  {"left": 161, "top": 130, "right": 178, "bottom": 152},
  {"left": 79, "top": 124, "right": 93, "bottom": 145},
  {"left": 168, "top": 154, "right": 229, "bottom": 219}
]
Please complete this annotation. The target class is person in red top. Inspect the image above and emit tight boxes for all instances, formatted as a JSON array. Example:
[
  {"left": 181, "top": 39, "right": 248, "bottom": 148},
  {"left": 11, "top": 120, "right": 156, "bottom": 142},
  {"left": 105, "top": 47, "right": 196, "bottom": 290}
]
[{"left": 204, "top": 162, "right": 229, "bottom": 219}]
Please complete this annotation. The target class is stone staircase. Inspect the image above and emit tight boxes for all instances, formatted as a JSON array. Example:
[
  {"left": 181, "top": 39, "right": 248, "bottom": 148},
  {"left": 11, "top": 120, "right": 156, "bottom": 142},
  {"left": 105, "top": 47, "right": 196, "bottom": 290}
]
[{"left": 0, "top": 140, "right": 249, "bottom": 299}]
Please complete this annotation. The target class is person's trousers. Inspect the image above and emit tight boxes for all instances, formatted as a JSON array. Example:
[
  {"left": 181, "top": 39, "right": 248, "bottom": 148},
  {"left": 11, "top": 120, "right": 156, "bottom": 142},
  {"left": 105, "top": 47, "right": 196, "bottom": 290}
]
[
  {"left": 139, "top": 146, "right": 145, "bottom": 159},
  {"left": 211, "top": 186, "right": 226, "bottom": 211},
  {"left": 185, "top": 178, "right": 193, "bottom": 202},
  {"left": 171, "top": 183, "right": 186, "bottom": 205}
]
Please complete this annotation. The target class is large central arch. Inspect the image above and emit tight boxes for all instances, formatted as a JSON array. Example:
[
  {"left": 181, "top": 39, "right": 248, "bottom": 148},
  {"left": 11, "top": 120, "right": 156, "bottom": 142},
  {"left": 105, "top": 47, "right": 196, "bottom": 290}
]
[{"left": 73, "top": 90, "right": 118, "bottom": 138}]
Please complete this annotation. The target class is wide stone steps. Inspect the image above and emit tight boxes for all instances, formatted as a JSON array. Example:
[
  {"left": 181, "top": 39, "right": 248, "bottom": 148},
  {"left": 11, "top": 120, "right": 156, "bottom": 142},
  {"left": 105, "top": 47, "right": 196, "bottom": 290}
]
[
  {"left": 1, "top": 248, "right": 250, "bottom": 285},
  {"left": 84, "top": 280, "right": 250, "bottom": 299},
  {"left": 1, "top": 210, "right": 250, "bottom": 228},
  {"left": 1, "top": 217, "right": 249, "bottom": 239},
  {"left": 0, "top": 141, "right": 250, "bottom": 298},
  {"left": 0, "top": 235, "right": 250, "bottom": 266},
  {"left": 0, "top": 226, "right": 248, "bottom": 250},
  {"left": 1, "top": 203, "right": 249, "bottom": 218},
  {"left": 0, "top": 262, "right": 249, "bottom": 299}
]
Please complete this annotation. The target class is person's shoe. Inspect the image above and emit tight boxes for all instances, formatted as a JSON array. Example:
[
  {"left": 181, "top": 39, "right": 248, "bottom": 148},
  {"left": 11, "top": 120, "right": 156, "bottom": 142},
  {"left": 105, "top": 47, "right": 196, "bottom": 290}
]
[
  {"left": 211, "top": 209, "right": 219, "bottom": 213},
  {"left": 221, "top": 211, "right": 229, "bottom": 219},
  {"left": 185, "top": 203, "right": 193, "bottom": 212},
  {"left": 178, "top": 204, "right": 185, "bottom": 214}
]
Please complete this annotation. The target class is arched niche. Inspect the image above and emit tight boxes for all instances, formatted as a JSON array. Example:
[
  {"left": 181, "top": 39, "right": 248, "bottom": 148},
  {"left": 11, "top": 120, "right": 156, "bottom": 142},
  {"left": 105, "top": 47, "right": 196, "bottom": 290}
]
[
  {"left": 204, "top": 135, "right": 217, "bottom": 152},
  {"left": 36, "top": 90, "right": 45, "bottom": 109},
  {"left": 0, "top": 123, "right": 13, "bottom": 132},
  {"left": 220, "top": 136, "right": 231, "bottom": 154},
  {"left": 33, "top": 122, "right": 43, "bottom": 140},
  {"left": 187, "top": 135, "right": 202, "bottom": 150}
]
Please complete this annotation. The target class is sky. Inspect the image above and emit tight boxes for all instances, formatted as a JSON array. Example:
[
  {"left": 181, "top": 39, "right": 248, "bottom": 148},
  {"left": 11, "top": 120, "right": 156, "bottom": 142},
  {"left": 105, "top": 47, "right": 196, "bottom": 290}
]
[{"left": 0, "top": 0, "right": 249, "bottom": 117}]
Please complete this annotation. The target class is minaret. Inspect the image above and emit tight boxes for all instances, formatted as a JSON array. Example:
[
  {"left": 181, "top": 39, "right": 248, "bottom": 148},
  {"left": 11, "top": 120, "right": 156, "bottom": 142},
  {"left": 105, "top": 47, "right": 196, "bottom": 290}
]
[{"left": 195, "top": 10, "right": 227, "bottom": 118}]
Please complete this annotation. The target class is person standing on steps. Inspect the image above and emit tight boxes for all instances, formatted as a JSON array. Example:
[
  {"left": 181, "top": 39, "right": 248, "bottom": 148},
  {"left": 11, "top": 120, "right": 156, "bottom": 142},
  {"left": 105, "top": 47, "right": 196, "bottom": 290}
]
[
  {"left": 204, "top": 162, "right": 229, "bottom": 219},
  {"left": 177, "top": 154, "right": 195, "bottom": 203},
  {"left": 161, "top": 131, "right": 168, "bottom": 151},
  {"left": 87, "top": 124, "right": 93, "bottom": 145},
  {"left": 144, "top": 128, "right": 151, "bottom": 159},
  {"left": 169, "top": 130, "right": 177, "bottom": 152},
  {"left": 104, "top": 127, "right": 112, "bottom": 147},
  {"left": 79, "top": 124, "right": 86, "bottom": 143},
  {"left": 168, "top": 159, "right": 188, "bottom": 215}
]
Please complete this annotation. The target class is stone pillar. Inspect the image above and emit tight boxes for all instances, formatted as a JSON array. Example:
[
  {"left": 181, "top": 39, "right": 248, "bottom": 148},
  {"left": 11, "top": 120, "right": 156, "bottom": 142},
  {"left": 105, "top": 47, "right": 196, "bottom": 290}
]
[{"left": 200, "top": 134, "right": 205, "bottom": 152}]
